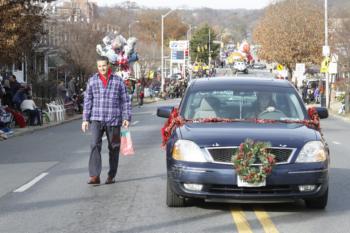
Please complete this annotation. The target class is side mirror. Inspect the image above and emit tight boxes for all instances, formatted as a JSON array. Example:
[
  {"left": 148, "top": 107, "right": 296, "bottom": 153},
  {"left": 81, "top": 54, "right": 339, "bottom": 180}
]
[
  {"left": 157, "top": 106, "right": 174, "bottom": 118},
  {"left": 314, "top": 107, "right": 328, "bottom": 119}
]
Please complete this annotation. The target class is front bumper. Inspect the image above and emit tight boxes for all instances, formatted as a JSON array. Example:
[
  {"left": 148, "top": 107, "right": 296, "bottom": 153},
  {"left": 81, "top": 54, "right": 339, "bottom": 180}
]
[{"left": 168, "top": 161, "right": 328, "bottom": 202}]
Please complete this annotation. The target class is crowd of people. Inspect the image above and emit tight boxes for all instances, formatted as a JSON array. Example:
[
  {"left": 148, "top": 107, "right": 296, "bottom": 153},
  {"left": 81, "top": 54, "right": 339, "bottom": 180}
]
[
  {"left": 300, "top": 81, "right": 323, "bottom": 104},
  {"left": 0, "top": 73, "right": 86, "bottom": 140},
  {"left": 0, "top": 74, "right": 42, "bottom": 140}
]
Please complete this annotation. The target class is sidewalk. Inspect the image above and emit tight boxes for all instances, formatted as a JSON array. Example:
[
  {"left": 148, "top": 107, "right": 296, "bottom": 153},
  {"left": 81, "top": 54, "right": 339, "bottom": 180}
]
[
  {"left": 5, "top": 97, "right": 160, "bottom": 140},
  {"left": 328, "top": 101, "right": 350, "bottom": 123}
]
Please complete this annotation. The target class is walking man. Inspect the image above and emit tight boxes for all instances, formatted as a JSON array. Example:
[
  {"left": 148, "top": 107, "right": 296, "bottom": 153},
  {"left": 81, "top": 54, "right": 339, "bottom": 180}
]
[{"left": 82, "top": 56, "right": 131, "bottom": 185}]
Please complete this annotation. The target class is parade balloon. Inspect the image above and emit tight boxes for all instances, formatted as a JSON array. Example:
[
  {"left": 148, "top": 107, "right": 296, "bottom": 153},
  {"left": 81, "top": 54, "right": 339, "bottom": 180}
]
[{"left": 96, "top": 32, "right": 138, "bottom": 72}]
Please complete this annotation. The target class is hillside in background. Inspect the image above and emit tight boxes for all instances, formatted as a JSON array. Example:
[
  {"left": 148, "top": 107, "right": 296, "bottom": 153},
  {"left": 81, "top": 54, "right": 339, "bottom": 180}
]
[
  {"left": 98, "top": 0, "right": 349, "bottom": 43},
  {"left": 96, "top": 0, "right": 349, "bottom": 65},
  {"left": 98, "top": 3, "right": 263, "bottom": 43}
]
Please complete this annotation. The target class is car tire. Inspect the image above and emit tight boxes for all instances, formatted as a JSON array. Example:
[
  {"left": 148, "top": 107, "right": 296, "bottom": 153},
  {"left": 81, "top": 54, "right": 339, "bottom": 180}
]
[
  {"left": 166, "top": 179, "right": 186, "bottom": 207},
  {"left": 304, "top": 188, "right": 328, "bottom": 209}
]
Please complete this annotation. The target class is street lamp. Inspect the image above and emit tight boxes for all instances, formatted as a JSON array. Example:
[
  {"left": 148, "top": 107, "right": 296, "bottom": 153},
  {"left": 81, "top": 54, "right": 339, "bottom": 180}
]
[
  {"left": 161, "top": 9, "right": 177, "bottom": 93},
  {"left": 128, "top": 20, "right": 140, "bottom": 38}
]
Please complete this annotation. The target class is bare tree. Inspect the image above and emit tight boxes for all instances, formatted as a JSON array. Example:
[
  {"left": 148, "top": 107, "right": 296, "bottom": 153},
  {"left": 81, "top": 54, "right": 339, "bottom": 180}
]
[
  {"left": 253, "top": 0, "right": 324, "bottom": 73},
  {"left": 59, "top": 22, "right": 103, "bottom": 82}
]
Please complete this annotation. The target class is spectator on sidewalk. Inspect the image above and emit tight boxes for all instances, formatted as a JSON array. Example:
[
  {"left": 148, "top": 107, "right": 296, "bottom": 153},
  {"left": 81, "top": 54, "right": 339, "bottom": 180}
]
[
  {"left": 57, "top": 81, "right": 67, "bottom": 101},
  {"left": 12, "top": 86, "right": 29, "bottom": 110},
  {"left": 9, "top": 75, "right": 21, "bottom": 97},
  {"left": 0, "top": 76, "right": 5, "bottom": 106},
  {"left": 68, "top": 77, "right": 77, "bottom": 98},
  {"left": 82, "top": 56, "right": 131, "bottom": 185},
  {"left": 20, "top": 96, "right": 41, "bottom": 126},
  {"left": 314, "top": 87, "right": 320, "bottom": 103},
  {"left": 138, "top": 88, "right": 144, "bottom": 107},
  {"left": 2, "top": 78, "right": 12, "bottom": 107}
]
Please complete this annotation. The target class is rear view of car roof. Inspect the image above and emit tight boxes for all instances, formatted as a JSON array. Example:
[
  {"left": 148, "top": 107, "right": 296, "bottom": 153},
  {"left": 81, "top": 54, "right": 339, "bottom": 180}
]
[{"left": 191, "top": 77, "right": 292, "bottom": 90}]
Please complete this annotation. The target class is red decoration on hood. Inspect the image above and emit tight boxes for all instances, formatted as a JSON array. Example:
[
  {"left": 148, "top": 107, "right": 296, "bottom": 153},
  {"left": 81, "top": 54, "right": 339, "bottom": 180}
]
[{"left": 160, "top": 107, "right": 322, "bottom": 148}]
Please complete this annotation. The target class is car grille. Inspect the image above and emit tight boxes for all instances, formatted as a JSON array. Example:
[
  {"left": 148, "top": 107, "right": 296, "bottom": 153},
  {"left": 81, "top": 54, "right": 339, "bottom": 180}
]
[
  {"left": 207, "top": 184, "right": 296, "bottom": 194},
  {"left": 207, "top": 147, "right": 295, "bottom": 165}
]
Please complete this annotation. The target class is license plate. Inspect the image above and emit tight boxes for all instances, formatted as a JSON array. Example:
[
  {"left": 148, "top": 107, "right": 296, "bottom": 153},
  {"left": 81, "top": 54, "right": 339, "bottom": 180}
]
[{"left": 237, "top": 176, "right": 266, "bottom": 187}]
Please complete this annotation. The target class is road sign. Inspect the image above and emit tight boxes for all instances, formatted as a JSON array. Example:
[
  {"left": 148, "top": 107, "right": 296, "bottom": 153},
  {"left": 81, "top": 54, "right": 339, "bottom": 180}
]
[
  {"left": 320, "top": 57, "right": 330, "bottom": 73},
  {"left": 277, "top": 64, "right": 284, "bottom": 71},
  {"left": 169, "top": 40, "right": 189, "bottom": 50},
  {"left": 322, "top": 46, "right": 330, "bottom": 57},
  {"left": 170, "top": 40, "right": 189, "bottom": 63},
  {"left": 328, "top": 62, "right": 337, "bottom": 74},
  {"left": 295, "top": 63, "right": 305, "bottom": 74}
]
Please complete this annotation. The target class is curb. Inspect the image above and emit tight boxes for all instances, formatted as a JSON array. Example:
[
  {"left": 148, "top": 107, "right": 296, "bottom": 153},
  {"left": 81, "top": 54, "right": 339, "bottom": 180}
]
[
  {"left": 328, "top": 111, "right": 350, "bottom": 123},
  {"left": 6, "top": 99, "right": 160, "bottom": 140},
  {"left": 9, "top": 114, "right": 82, "bottom": 139}
]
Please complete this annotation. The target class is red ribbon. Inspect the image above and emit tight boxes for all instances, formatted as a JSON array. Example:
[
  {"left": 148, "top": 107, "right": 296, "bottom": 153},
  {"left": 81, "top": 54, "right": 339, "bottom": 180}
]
[{"left": 161, "top": 107, "right": 321, "bottom": 147}]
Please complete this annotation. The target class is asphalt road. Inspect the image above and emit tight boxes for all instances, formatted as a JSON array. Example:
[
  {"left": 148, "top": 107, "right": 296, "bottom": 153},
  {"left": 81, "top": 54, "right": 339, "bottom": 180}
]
[{"left": 0, "top": 98, "right": 350, "bottom": 233}]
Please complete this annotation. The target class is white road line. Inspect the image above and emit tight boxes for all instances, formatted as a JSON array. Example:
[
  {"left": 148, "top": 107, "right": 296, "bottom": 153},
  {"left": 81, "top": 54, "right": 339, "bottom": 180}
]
[
  {"left": 131, "top": 121, "right": 139, "bottom": 126},
  {"left": 102, "top": 136, "right": 107, "bottom": 141},
  {"left": 332, "top": 141, "right": 341, "bottom": 145},
  {"left": 13, "top": 173, "right": 49, "bottom": 193}
]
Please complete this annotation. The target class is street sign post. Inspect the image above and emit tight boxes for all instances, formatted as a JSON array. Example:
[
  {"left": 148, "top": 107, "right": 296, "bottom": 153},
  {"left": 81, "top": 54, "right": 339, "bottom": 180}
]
[{"left": 169, "top": 40, "right": 189, "bottom": 80}]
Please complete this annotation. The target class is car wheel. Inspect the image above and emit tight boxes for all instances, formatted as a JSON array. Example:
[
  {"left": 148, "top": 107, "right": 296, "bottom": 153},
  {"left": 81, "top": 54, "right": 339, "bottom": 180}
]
[
  {"left": 304, "top": 188, "right": 328, "bottom": 209},
  {"left": 166, "top": 179, "right": 186, "bottom": 207},
  {"left": 244, "top": 69, "right": 248, "bottom": 74}
]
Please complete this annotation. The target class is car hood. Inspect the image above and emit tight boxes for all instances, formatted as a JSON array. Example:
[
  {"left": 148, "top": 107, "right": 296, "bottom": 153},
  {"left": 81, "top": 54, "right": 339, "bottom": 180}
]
[{"left": 178, "top": 122, "right": 317, "bottom": 148}]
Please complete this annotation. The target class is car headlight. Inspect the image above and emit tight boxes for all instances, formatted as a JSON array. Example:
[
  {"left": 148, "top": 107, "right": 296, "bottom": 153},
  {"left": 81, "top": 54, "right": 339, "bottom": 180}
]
[
  {"left": 172, "top": 140, "right": 207, "bottom": 162},
  {"left": 296, "top": 141, "right": 327, "bottom": 163}
]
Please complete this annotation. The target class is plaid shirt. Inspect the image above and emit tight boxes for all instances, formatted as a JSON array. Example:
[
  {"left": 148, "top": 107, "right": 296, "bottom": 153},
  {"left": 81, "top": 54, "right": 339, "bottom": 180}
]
[{"left": 83, "top": 73, "right": 131, "bottom": 126}]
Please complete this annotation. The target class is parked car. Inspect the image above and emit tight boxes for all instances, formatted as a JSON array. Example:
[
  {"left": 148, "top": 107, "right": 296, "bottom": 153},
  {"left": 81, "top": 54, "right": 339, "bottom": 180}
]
[
  {"left": 306, "top": 79, "right": 326, "bottom": 89},
  {"left": 252, "top": 63, "right": 267, "bottom": 69},
  {"left": 232, "top": 61, "right": 248, "bottom": 74},
  {"left": 157, "top": 77, "right": 329, "bottom": 208}
]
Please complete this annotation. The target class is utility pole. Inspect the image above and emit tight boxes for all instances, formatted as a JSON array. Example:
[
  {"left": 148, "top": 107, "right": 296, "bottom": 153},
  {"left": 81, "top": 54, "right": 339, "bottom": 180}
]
[
  {"left": 325, "top": 0, "right": 330, "bottom": 109},
  {"left": 208, "top": 28, "right": 211, "bottom": 66},
  {"left": 161, "top": 9, "right": 176, "bottom": 93}
]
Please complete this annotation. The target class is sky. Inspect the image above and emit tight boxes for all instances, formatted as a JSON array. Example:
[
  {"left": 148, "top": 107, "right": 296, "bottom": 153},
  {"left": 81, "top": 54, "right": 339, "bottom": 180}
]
[{"left": 95, "top": 0, "right": 272, "bottom": 10}]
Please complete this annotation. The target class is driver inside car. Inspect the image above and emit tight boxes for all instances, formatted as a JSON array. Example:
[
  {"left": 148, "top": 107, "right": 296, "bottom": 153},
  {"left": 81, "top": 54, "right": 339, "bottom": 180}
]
[
  {"left": 242, "top": 92, "right": 277, "bottom": 119},
  {"left": 257, "top": 92, "right": 275, "bottom": 114},
  {"left": 253, "top": 92, "right": 287, "bottom": 119}
]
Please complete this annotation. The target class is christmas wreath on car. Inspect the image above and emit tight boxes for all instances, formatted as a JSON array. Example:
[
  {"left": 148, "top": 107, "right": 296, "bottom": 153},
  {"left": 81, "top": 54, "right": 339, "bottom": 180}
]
[{"left": 232, "top": 139, "right": 276, "bottom": 184}]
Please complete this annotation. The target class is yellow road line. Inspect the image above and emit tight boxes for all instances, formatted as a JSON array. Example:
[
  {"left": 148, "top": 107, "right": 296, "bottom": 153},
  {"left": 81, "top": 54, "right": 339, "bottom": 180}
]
[
  {"left": 231, "top": 207, "right": 253, "bottom": 233},
  {"left": 253, "top": 208, "right": 279, "bottom": 233}
]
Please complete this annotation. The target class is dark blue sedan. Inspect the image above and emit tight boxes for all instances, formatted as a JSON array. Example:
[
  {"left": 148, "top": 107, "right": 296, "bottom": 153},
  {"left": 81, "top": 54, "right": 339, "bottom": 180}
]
[{"left": 157, "top": 77, "right": 329, "bottom": 209}]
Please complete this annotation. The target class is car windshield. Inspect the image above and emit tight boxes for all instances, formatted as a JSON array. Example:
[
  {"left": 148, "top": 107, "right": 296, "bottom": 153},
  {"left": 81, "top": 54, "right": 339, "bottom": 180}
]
[{"left": 182, "top": 88, "right": 306, "bottom": 121}]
